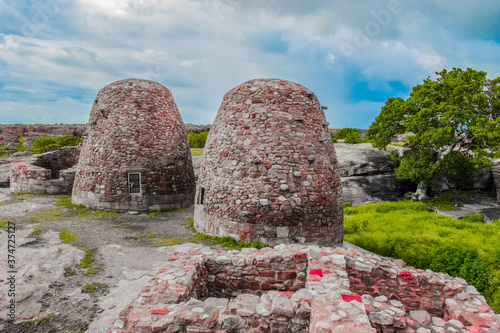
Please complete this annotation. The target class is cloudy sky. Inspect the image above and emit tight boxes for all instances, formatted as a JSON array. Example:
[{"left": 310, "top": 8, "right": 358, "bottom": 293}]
[{"left": 0, "top": 0, "right": 499, "bottom": 128}]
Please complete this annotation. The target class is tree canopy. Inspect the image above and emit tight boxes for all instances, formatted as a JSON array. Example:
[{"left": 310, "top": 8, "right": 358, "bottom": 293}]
[{"left": 368, "top": 67, "right": 500, "bottom": 199}]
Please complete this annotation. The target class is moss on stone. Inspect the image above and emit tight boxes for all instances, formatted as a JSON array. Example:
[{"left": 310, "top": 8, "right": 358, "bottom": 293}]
[{"left": 59, "top": 230, "right": 77, "bottom": 243}]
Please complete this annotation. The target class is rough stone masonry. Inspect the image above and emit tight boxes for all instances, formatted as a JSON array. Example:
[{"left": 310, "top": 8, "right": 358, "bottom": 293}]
[
  {"left": 72, "top": 78, "right": 195, "bottom": 211},
  {"left": 111, "top": 244, "right": 500, "bottom": 333},
  {"left": 194, "top": 78, "right": 343, "bottom": 247}
]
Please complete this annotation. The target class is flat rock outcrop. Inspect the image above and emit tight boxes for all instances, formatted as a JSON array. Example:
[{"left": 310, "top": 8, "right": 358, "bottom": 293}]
[{"left": 335, "top": 143, "right": 407, "bottom": 206}]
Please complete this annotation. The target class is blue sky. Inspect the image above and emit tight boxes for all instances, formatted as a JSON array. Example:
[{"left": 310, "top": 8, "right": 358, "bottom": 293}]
[{"left": 0, "top": 0, "right": 499, "bottom": 128}]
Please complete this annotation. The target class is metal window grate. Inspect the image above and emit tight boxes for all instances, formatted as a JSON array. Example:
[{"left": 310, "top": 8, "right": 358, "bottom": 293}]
[{"left": 128, "top": 173, "right": 141, "bottom": 194}]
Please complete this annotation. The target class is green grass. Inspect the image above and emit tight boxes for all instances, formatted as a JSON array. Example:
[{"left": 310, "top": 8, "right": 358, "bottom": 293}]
[
  {"left": 33, "top": 208, "right": 65, "bottom": 222},
  {"left": 83, "top": 267, "right": 98, "bottom": 276},
  {"left": 0, "top": 220, "right": 8, "bottom": 228},
  {"left": 146, "top": 207, "right": 186, "bottom": 218},
  {"left": 20, "top": 314, "right": 55, "bottom": 327},
  {"left": 17, "top": 136, "right": 28, "bottom": 152},
  {"left": 81, "top": 283, "right": 101, "bottom": 293},
  {"left": 191, "top": 228, "right": 268, "bottom": 251},
  {"left": 0, "top": 201, "right": 5, "bottom": 206},
  {"left": 137, "top": 233, "right": 183, "bottom": 246},
  {"left": 64, "top": 267, "right": 76, "bottom": 276},
  {"left": 59, "top": 230, "right": 78, "bottom": 243},
  {"left": 57, "top": 197, "right": 118, "bottom": 218},
  {"left": 79, "top": 248, "right": 95, "bottom": 268},
  {"left": 15, "top": 192, "right": 48, "bottom": 199},
  {"left": 191, "top": 149, "right": 204, "bottom": 156},
  {"left": 343, "top": 201, "right": 500, "bottom": 311}
]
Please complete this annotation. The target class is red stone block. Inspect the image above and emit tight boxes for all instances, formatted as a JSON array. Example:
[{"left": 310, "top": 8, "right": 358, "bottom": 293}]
[{"left": 293, "top": 252, "right": 307, "bottom": 262}]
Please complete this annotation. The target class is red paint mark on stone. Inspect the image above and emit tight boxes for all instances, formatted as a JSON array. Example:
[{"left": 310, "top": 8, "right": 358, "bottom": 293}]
[
  {"left": 168, "top": 255, "right": 178, "bottom": 261},
  {"left": 341, "top": 294, "right": 362, "bottom": 303},
  {"left": 151, "top": 308, "right": 170, "bottom": 315},
  {"left": 309, "top": 269, "right": 323, "bottom": 277},
  {"left": 399, "top": 271, "right": 414, "bottom": 280},
  {"left": 278, "top": 291, "right": 294, "bottom": 297},
  {"left": 307, "top": 275, "right": 321, "bottom": 282},
  {"left": 304, "top": 299, "right": 312, "bottom": 306},
  {"left": 323, "top": 270, "right": 332, "bottom": 275},
  {"left": 321, "top": 252, "right": 328, "bottom": 256}
]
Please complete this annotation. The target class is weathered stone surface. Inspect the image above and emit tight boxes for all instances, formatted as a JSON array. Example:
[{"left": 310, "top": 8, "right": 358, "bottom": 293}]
[
  {"left": 72, "top": 79, "right": 195, "bottom": 212},
  {"left": 194, "top": 78, "right": 343, "bottom": 246}
]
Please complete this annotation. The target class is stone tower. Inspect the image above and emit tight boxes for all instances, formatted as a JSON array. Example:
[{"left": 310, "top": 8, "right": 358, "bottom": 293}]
[
  {"left": 72, "top": 78, "right": 195, "bottom": 211},
  {"left": 194, "top": 78, "right": 343, "bottom": 246}
]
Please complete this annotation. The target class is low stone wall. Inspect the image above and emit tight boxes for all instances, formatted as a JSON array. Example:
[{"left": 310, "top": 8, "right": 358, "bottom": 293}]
[
  {"left": 9, "top": 146, "right": 80, "bottom": 194},
  {"left": 111, "top": 244, "right": 500, "bottom": 333}
]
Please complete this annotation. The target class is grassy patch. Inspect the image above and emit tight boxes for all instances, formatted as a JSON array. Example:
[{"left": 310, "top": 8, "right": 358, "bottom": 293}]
[
  {"left": 79, "top": 248, "right": 95, "bottom": 268},
  {"left": 154, "top": 237, "right": 183, "bottom": 246},
  {"left": 343, "top": 200, "right": 500, "bottom": 311},
  {"left": 423, "top": 191, "right": 470, "bottom": 211},
  {"left": 146, "top": 207, "right": 186, "bottom": 218},
  {"left": 0, "top": 201, "right": 5, "bottom": 206},
  {"left": 192, "top": 233, "right": 267, "bottom": 251},
  {"left": 57, "top": 197, "right": 118, "bottom": 218},
  {"left": 33, "top": 208, "right": 65, "bottom": 222},
  {"left": 191, "top": 149, "right": 204, "bottom": 156},
  {"left": 0, "top": 220, "right": 8, "bottom": 228},
  {"left": 64, "top": 267, "right": 76, "bottom": 276},
  {"left": 81, "top": 283, "right": 101, "bottom": 293},
  {"left": 137, "top": 233, "right": 183, "bottom": 246},
  {"left": 15, "top": 192, "right": 48, "bottom": 199},
  {"left": 187, "top": 218, "right": 196, "bottom": 232},
  {"left": 83, "top": 267, "right": 98, "bottom": 276},
  {"left": 59, "top": 230, "right": 78, "bottom": 243},
  {"left": 20, "top": 314, "right": 55, "bottom": 327}
]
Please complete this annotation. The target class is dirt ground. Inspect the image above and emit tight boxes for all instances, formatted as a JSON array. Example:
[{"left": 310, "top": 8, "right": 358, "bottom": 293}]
[
  {"left": 0, "top": 188, "right": 222, "bottom": 333},
  {"left": 1, "top": 187, "right": 499, "bottom": 333}
]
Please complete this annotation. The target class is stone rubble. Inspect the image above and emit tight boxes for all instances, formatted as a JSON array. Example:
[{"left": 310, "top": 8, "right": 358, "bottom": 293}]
[{"left": 110, "top": 244, "right": 500, "bottom": 332}]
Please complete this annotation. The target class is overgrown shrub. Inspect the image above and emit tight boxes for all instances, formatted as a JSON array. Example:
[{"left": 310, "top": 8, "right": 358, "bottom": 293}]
[
  {"left": 332, "top": 128, "right": 368, "bottom": 144},
  {"left": 32, "top": 136, "right": 83, "bottom": 155},
  {"left": 344, "top": 201, "right": 500, "bottom": 311},
  {"left": 187, "top": 132, "right": 208, "bottom": 148}
]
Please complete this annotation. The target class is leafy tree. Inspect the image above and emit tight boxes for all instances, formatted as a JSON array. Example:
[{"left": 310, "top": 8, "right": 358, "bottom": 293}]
[{"left": 368, "top": 68, "right": 500, "bottom": 199}]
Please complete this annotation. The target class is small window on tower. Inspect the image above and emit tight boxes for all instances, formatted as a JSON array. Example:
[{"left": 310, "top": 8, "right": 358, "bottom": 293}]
[
  {"left": 200, "top": 187, "right": 205, "bottom": 205},
  {"left": 128, "top": 173, "right": 141, "bottom": 194}
]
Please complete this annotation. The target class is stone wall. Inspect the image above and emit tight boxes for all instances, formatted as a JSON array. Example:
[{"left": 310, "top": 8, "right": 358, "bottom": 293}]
[
  {"left": 195, "top": 79, "right": 343, "bottom": 247},
  {"left": 0, "top": 123, "right": 86, "bottom": 149},
  {"left": 111, "top": 244, "right": 500, "bottom": 333},
  {"left": 72, "top": 79, "right": 196, "bottom": 212},
  {"left": 9, "top": 146, "right": 80, "bottom": 194}
]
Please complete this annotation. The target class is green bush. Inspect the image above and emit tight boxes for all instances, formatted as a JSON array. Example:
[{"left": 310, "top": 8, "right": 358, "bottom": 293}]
[
  {"left": 332, "top": 128, "right": 369, "bottom": 144},
  {"left": 17, "top": 137, "right": 27, "bottom": 152},
  {"left": 187, "top": 132, "right": 208, "bottom": 148},
  {"left": 32, "top": 136, "right": 83, "bottom": 155},
  {"left": 344, "top": 201, "right": 500, "bottom": 311}
]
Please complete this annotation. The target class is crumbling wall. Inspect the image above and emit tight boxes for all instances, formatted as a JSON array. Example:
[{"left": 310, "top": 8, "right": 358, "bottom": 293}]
[
  {"left": 0, "top": 123, "right": 85, "bottom": 149},
  {"left": 9, "top": 146, "right": 80, "bottom": 194}
]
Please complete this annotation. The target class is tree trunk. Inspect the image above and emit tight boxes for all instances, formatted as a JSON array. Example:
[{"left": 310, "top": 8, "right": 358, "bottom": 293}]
[{"left": 413, "top": 182, "right": 429, "bottom": 200}]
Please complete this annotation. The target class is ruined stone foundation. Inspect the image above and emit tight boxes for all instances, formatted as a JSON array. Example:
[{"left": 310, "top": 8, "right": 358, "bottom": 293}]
[
  {"left": 72, "top": 78, "right": 195, "bottom": 211},
  {"left": 194, "top": 78, "right": 343, "bottom": 246}
]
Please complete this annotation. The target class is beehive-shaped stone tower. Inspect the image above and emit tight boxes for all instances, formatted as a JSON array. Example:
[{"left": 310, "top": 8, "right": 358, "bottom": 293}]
[
  {"left": 194, "top": 78, "right": 343, "bottom": 246},
  {"left": 72, "top": 78, "right": 195, "bottom": 211}
]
